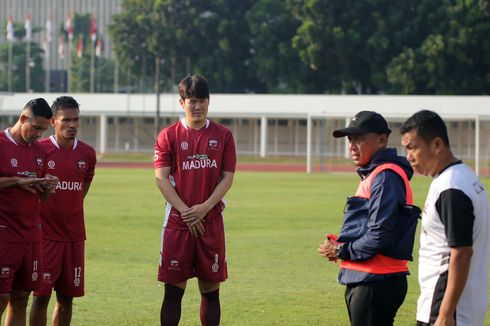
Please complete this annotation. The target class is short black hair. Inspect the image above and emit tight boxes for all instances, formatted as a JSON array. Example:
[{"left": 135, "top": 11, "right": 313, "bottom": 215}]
[
  {"left": 51, "top": 96, "right": 80, "bottom": 116},
  {"left": 400, "top": 110, "right": 450, "bottom": 147},
  {"left": 178, "top": 75, "right": 210, "bottom": 100},
  {"left": 23, "top": 98, "right": 52, "bottom": 119}
]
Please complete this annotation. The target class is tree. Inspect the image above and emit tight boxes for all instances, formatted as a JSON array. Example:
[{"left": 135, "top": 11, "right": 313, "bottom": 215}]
[{"left": 246, "top": 0, "right": 310, "bottom": 93}]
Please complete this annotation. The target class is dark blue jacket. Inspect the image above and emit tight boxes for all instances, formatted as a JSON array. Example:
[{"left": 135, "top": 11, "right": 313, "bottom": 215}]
[{"left": 337, "top": 148, "right": 418, "bottom": 284}]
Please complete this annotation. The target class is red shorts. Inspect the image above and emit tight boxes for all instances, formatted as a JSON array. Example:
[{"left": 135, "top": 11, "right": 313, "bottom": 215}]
[
  {"left": 158, "top": 215, "right": 227, "bottom": 284},
  {"left": 0, "top": 240, "right": 42, "bottom": 293},
  {"left": 34, "top": 240, "right": 84, "bottom": 297}
]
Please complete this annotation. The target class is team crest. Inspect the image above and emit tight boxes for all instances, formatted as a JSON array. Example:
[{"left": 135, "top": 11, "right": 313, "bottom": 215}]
[
  {"left": 208, "top": 139, "right": 218, "bottom": 150},
  {"left": 48, "top": 160, "right": 56, "bottom": 169},
  {"left": 77, "top": 160, "right": 87, "bottom": 171},
  {"left": 181, "top": 141, "right": 189, "bottom": 150},
  {"left": 169, "top": 259, "right": 181, "bottom": 271},
  {"left": 10, "top": 158, "right": 18, "bottom": 167},
  {"left": 1, "top": 267, "right": 11, "bottom": 278},
  {"left": 36, "top": 158, "right": 43, "bottom": 168}
]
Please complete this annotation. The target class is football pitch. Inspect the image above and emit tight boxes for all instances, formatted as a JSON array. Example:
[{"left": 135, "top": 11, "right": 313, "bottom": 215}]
[{"left": 25, "top": 169, "right": 490, "bottom": 325}]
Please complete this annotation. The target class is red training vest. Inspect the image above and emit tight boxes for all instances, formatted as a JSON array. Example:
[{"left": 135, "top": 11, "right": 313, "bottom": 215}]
[{"left": 340, "top": 163, "right": 413, "bottom": 274}]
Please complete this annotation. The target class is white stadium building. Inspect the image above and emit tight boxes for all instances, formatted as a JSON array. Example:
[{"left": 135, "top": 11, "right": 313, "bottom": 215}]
[{"left": 0, "top": 92, "right": 489, "bottom": 176}]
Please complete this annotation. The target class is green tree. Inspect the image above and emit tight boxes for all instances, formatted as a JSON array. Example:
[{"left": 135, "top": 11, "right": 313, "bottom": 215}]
[
  {"left": 246, "top": 0, "right": 311, "bottom": 93},
  {"left": 387, "top": 0, "right": 490, "bottom": 94}
]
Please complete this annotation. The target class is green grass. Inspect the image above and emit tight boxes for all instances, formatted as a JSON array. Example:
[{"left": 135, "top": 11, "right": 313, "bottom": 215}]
[{"left": 5, "top": 169, "right": 489, "bottom": 325}]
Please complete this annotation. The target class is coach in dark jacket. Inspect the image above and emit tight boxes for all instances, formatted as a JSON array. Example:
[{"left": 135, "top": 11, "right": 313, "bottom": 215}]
[{"left": 318, "top": 111, "right": 420, "bottom": 326}]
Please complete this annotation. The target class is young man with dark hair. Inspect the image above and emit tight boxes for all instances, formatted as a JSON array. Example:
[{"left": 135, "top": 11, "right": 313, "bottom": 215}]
[
  {"left": 154, "top": 75, "right": 236, "bottom": 326},
  {"left": 29, "top": 96, "right": 96, "bottom": 326},
  {"left": 0, "top": 98, "right": 59, "bottom": 325},
  {"left": 318, "top": 111, "right": 420, "bottom": 326},
  {"left": 401, "top": 110, "right": 490, "bottom": 326}
]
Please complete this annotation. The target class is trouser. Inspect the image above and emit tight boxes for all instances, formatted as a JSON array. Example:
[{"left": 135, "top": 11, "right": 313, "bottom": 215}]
[{"left": 345, "top": 275, "right": 407, "bottom": 326}]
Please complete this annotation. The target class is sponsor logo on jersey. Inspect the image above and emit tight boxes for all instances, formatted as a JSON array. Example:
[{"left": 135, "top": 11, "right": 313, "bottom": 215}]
[
  {"left": 36, "top": 158, "right": 43, "bottom": 168},
  {"left": 55, "top": 181, "right": 83, "bottom": 191},
  {"left": 77, "top": 160, "right": 87, "bottom": 172},
  {"left": 182, "top": 158, "right": 218, "bottom": 170},
  {"left": 48, "top": 160, "right": 56, "bottom": 169},
  {"left": 10, "top": 158, "right": 18, "bottom": 167},
  {"left": 208, "top": 139, "right": 218, "bottom": 150},
  {"left": 181, "top": 141, "right": 189, "bottom": 150},
  {"left": 212, "top": 254, "right": 219, "bottom": 272},
  {"left": 17, "top": 170, "right": 37, "bottom": 178},
  {"left": 473, "top": 181, "right": 485, "bottom": 194}
]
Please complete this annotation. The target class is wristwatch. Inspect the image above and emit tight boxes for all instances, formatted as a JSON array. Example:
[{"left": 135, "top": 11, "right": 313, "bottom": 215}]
[{"left": 335, "top": 244, "right": 343, "bottom": 258}]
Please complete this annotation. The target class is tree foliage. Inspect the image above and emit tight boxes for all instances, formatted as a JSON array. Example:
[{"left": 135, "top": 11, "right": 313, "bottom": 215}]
[{"left": 1, "top": 0, "right": 489, "bottom": 94}]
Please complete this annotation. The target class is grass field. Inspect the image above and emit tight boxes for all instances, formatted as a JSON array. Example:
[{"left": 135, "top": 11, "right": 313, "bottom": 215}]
[{"left": 7, "top": 168, "right": 490, "bottom": 325}]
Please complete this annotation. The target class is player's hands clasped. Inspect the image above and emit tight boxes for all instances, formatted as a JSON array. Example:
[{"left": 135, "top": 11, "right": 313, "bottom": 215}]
[{"left": 181, "top": 204, "right": 209, "bottom": 237}]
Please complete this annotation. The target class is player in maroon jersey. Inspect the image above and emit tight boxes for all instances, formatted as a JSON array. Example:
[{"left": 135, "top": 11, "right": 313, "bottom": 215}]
[
  {"left": 29, "top": 96, "right": 96, "bottom": 326},
  {"left": 154, "top": 75, "right": 236, "bottom": 326},
  {"left": 0, "top": 98, "right": 58, "bottom": 325}
]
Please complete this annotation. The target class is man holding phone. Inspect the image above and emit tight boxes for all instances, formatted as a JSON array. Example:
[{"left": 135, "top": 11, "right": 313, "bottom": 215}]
[{"left": 0, "top": 98, "right": 58, "bottom": 325}]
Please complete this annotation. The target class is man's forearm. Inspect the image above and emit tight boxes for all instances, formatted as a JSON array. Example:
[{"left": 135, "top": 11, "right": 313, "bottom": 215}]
[
  {"left": 438, "top": 247, "right": 473, "bottom": 320},
  {"left": 156, "top": 178, "right": 188, "bottom": 213},
  {"left": 201, "top": 172, "right": 234, "bottom": 212},
  {"left": 0, "top": 177, "right": 19, "bottom": 189}
]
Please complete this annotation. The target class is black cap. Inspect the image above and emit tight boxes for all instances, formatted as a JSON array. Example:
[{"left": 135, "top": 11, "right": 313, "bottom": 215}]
[{"left": 333, "top": 111, "right": 392, "bottom": 138}]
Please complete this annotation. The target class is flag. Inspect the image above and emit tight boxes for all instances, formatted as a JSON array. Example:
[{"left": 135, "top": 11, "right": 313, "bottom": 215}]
[
  {"left": 95, "top": 38, "right": 102, "bottom": 57},
  {"left": 65, "top": 14, "right": 74, "bottom": 40},
  {"left": 76, "top": 35, "right": 83, "bottom": 58},
  {"left": 6, "top": 15, "right": 14, "bottom": 42},
  {"left": 58, "top": 35, "right": 65, "bottom": 59},
  {"left": 46, "top": 17, "right": 52, "bottom": 43},
  {"left": 90, "top": 15, "right": 97, "bottom": 42},
  {"left": 25, "top": 15, "right": 32, "bottom": 41}
]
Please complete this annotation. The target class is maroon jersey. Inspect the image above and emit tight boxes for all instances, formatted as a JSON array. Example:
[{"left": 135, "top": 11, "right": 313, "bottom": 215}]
[
  {"left": 39, "top": 136, "right": 96, "bottom": 241},
  {"left": 0, "top": 129, "right": 46, "bottom": 242},
  {"left": 154, "top": 119, "right": 236, "bottom": 229}
]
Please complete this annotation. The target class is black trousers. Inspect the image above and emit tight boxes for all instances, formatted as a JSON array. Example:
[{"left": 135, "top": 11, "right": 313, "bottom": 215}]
[{"left": 345, "top": 275, "right": 407, "bottom": 326}]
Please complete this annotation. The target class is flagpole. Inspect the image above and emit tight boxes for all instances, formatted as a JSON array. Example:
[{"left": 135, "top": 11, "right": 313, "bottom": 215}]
[
  {"left": 26, "top": 40, "right": 31, "bottom": 92},
  {"left": 45, "top": 17, "right": 52, "bottom": 92},
  {"left": 114, "top": 59, "right": 119, "bottom": 93},
  {"left": 68, "top": 39, "right": 72, "bottom": 92},
  {"left": 89, "top": 15, "right": 96, "bottom": 93},
  {"left": 45, "top": 42, "right": 50, "bottom": 92},
  {"left": 25, "top": 15, "right": 32, "bottom": 92},
  {"left": 7, "top": 42, "right": 12, "bottom": 92},
  {"left": 90, "top": 43, "right": 95, "bottom": 93}
]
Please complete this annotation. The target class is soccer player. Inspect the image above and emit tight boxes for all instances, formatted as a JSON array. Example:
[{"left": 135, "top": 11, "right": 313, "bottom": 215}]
[
  {"left": 30, "top": 96, "right": 96, "bottom": 326},
  {"left": 318, "top": 111, "right": 420, "bottom": 326},
  {"left": 401, "top": 110, "right": 490, "bottom": 326},
  {"left": 0, "top": 98, "right": 59, "bottom": 325},
  {"left": 154, "top": 75, "right": 236, "bottom": 326}
]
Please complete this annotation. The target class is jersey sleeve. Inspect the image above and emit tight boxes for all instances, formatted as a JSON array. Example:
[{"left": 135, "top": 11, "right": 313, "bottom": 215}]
[
  {"left": 85, "top": 147, "right": 97, "bottom": 183},
  {"left": 154, "top": 129, "right": 173, "bottom": 169},
  {"left": 435, "top": 189, "right": 474, "bottom": 247},
  {"left": 221, "top": 129, "right": 236, "bottom": 173}
]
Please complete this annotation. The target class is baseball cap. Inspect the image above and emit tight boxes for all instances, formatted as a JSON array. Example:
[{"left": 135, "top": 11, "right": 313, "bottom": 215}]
[{"left": 333, "top": 111, "right": 392, "bottom": 138}]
